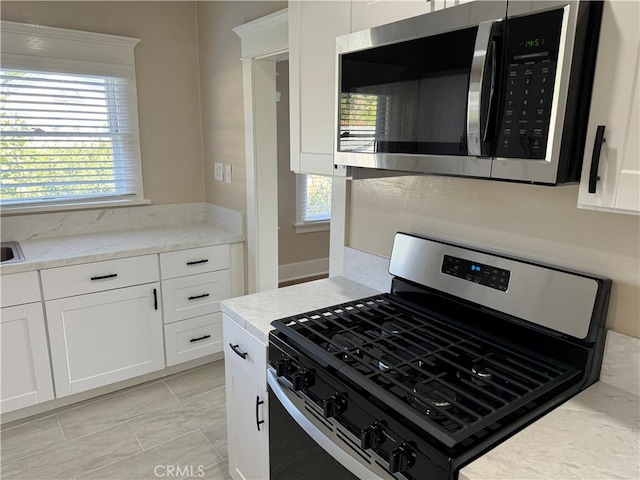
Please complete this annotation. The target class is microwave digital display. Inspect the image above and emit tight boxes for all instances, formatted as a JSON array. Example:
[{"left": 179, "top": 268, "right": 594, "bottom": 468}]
[{"left": 522, "top": 37, "right": 546, "bottom": 48}]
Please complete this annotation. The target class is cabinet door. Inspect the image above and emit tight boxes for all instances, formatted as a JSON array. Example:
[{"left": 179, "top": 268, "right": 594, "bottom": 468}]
[
  {"left": 351, "top": 0, "right": 440, "bottom": 31},
  {"left": 46, "top": 283, "right": 164, "bottom": 397},
  {"left": 223, "top": 315, "right": 269, "bottom": 480},
  {"left": 289, "top": 0, "right": 351, "bottom": 176},
  {"left": 578, "top": 0, "right": 640, "bottom": 214},
  {"left": 1, "top": 303, "right": 54, "bottom": 413}
]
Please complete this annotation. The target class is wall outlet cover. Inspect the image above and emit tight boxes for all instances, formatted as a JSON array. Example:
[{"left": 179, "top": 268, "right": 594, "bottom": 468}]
[
  {"left": 225, "top": 164, "right": 232, "bottom": 184},
  {"left": 214, "top": 162, "right": 223, "bottom": 181}
]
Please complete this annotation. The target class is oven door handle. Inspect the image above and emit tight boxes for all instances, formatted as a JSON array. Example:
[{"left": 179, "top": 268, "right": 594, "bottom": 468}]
[
  {"left": 467, "top": 19, "right": 502, "bottom": 156},
  {"left": 267, "top": 369, "right": 386, "bottom": 480}
]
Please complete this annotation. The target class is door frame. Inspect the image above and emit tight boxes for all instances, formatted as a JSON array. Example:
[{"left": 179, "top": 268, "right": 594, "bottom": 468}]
[
  {"left": 234, "top": 9, "right": 289, "bottom": 293},
  {"left": 234, "top": 8, "right": 348, "bottom": 293}
]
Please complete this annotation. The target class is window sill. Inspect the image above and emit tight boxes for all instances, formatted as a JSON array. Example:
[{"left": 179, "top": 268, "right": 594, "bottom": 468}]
[
  {"left": 0, "top": 198, "right": 152, "bottom": 216},
  {"left": 294, "top": 221, "right": 330, "bottom": 234}
]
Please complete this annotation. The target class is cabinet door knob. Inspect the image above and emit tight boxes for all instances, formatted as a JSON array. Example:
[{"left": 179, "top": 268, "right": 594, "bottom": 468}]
[
  {"left": 186, "top": 259, "right": 209, "bottom": 266},
  {"left": 588, "top": 125, "right": 606, "bottom": 194},
  {"left": 255, "top": 396, "right": 265, "bottom": 431},
  {"left": 90, "top": 273, "right": 118, "bottom": 281},
  {"left": 190, "top": 334, "right": 211, "bottom": 343},
  {"left": 229, "top": 343, "right": 247, "bottom": 359},
  {"left": 188, "top": 293, "right": 210, "bottom": 301}
]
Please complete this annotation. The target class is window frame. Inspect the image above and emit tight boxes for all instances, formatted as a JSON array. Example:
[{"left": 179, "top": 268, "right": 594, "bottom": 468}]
[
  {"left": 294, "top": 173, "right": 331, "bottom": 234},
  {"left": 0, "top": 21, "right": 146, "bottom": 214}
]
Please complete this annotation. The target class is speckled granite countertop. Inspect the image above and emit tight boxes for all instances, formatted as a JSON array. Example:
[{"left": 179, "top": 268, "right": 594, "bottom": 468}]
[
  {"left": 0, "top": 223, "right": 243, "bottom": 274},
  {"left": 221, "top": 276, "right": 380, "bottom": 345}
]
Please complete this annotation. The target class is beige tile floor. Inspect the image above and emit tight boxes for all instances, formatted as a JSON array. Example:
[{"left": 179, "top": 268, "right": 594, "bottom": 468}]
[{"left": 0, "top": 361, "right": 232, "bottom": 480}]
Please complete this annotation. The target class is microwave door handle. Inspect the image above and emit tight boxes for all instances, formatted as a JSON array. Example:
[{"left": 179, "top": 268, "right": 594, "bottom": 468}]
[
  {"left": 467, "top": 20, "right": 496, "bottom": 156},
  {"left": 483, "top": 39, "right": 498, "bottom": 143}
]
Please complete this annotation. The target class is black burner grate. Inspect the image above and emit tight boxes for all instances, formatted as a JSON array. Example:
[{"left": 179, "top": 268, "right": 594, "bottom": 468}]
[{"left": 273, "top": 294, "right": 582, "bottom": 448}]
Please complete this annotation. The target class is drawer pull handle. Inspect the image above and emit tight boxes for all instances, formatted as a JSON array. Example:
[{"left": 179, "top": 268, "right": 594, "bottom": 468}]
[
  {"left": 90, "top": 273, "right": 118, "bottom": 281},
  {"left": 188, "top": 293, "right": 210, "bottom": 301},
  {"left": 229, "top": 343, "right": 247, "bottom": 359},
  {"left": 190, "top": 334, "right": 211, "bottom": 343},
  {"left": 186, "top": 259, "right": 209, "bottom": 266},
  {"left": 256, "top": 396, "right": 265, "bottom": 431},
  {"left": 153, "top": 288, "right": 158, "bottom": 310}
]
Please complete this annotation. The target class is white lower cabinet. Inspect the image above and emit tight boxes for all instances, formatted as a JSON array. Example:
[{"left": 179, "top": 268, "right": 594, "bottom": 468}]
[
  {"left": 1, "top": 302, "right": 54, "bottom": 413},
  {"left": 223, "top": 314, "right": 269, "bottom": 480},
  {"left": 45, "top": 283, "right": 164, "bottom": 397}
]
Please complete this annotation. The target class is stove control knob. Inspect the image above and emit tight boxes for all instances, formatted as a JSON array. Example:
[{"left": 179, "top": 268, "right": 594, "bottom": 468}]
[
  {"left": 388, "top": 444, "right": 416, "bottom": 474},
  {"left": 360, "top": 422, "right": 385, "bottom": 450},
  {"left": 275, "top": 359, "right": 296, "bottom": 377},
  {"left": 291, "top": 370, "right": 315, "bottom": 391},
  {"left": 323, "top": 394, "right": 347, "bottom": 418}
]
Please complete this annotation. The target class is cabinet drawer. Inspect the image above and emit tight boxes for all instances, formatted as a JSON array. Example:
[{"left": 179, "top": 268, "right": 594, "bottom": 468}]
[
  {"left": 223, "top": 314, "right": 267, "bottom": 389},
  {"left": 1, "top": 271, "right": 41, "bottom": 307},
  {"left": 160, "top": 245, "right": 229, "bottom": 280},
  {"left": 164, "top": 314, "right": 223, "bottom": 367},
  {"left": 161, "top": 270, "right": 231, "bottom": 324},
  {"left": 40, "top": 255, "right": 159, "bottom": 300}
]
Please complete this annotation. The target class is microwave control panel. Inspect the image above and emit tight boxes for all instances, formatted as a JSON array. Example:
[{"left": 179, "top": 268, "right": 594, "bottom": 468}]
[{"left": 495, "top": 9, "right": 564, "bottom": 160}]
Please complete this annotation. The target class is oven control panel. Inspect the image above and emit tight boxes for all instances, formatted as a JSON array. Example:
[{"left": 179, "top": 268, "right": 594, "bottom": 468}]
[{"left": 441, "top": 255, "right": 510, "bottom": 292}]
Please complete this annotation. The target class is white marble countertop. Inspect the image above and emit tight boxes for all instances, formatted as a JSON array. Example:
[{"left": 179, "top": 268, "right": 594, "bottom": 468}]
[
  {"left": 0, "top": 223, "right": 243, "bottom": 274},
  {"left": 460, "top": 380, "right": 640, "bottom": 480},
  {"left": 461, "top": 330, "right": 640, "bottom": 480},
  {"left": 221, "top": 276, "right": 380, "bottom": 345}
]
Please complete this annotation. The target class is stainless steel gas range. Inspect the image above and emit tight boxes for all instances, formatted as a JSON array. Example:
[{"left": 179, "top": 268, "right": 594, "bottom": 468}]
[{"left": 267, "top": 233, "right": 611, "bottom": 479}]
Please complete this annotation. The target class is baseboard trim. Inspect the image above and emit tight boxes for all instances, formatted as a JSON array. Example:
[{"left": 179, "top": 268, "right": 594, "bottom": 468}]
[{"left": 279, "top": 257, "right": 329, "bottom": 283}]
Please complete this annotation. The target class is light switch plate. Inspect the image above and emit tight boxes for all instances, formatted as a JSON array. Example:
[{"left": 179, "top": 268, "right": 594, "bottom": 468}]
[
  {"left": 214, "top": 163, "right": 223, "bottom": 181},
  {"left": 224, "top": 164, "right": 232, "bottom": 184}
]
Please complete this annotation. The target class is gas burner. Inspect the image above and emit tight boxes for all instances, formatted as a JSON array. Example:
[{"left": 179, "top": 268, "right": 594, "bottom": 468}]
[
  {"left": 378, "top": 353, "right": 399, "bottom": 370},
  {"left": 381, "top": 320, "right": 403, "bottom": 337},
  {"left": 471, "top": 364, "right": 493, "bottom": 387},
  {"left": 409, "top": 382, "right": 457, "bottom": 420},
  {"left": 329, "top": 333, "right": 365, "bottom": 359}
]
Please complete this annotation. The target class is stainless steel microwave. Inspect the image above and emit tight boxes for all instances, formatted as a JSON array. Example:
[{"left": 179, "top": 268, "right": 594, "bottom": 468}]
[{"left": 335, "top": 0, "right": 603, "bottom": 185}]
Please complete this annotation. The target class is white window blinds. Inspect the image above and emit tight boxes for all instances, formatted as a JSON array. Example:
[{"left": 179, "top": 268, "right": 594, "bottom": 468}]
[
  {"left": 1, "top": 69, "right": 139, "bottom": 205},
  {"left": 297, "top": 174, "right": 332, "bottom": 223},
  {"left": 1, "top": 21, "right": 143, "bottom": 211}
]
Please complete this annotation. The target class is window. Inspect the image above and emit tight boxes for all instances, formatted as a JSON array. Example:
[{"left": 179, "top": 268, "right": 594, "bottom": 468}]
[
  {"left": 295, "top": 174, "right": 331, "bottom": 233},
  {"left": 1, "top": 21, "right": 144, "bottom": 212}
]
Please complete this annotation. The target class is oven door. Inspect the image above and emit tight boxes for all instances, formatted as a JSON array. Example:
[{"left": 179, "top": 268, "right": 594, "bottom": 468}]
[{"left": 268, "top": 369, "right": 392, "bottom": 480}]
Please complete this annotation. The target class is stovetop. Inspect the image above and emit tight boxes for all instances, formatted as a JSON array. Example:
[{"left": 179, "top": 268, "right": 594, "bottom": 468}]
[{"left": 272, "top": 293, "right": 583, "bottom": 448}]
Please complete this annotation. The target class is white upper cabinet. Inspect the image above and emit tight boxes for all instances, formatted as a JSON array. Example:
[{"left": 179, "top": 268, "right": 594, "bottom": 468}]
[
  {"left": 578, "top": 0, "right": 640, "bottom": 215},
  {"left": 351, "top": 0, "right": 438, "bottom": 31},
  {"left": 350, "top": 0, "right": 475, "bottom": 31},
  {"left": 289, "top": 0, "right": 351, "bottom": 176}
]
